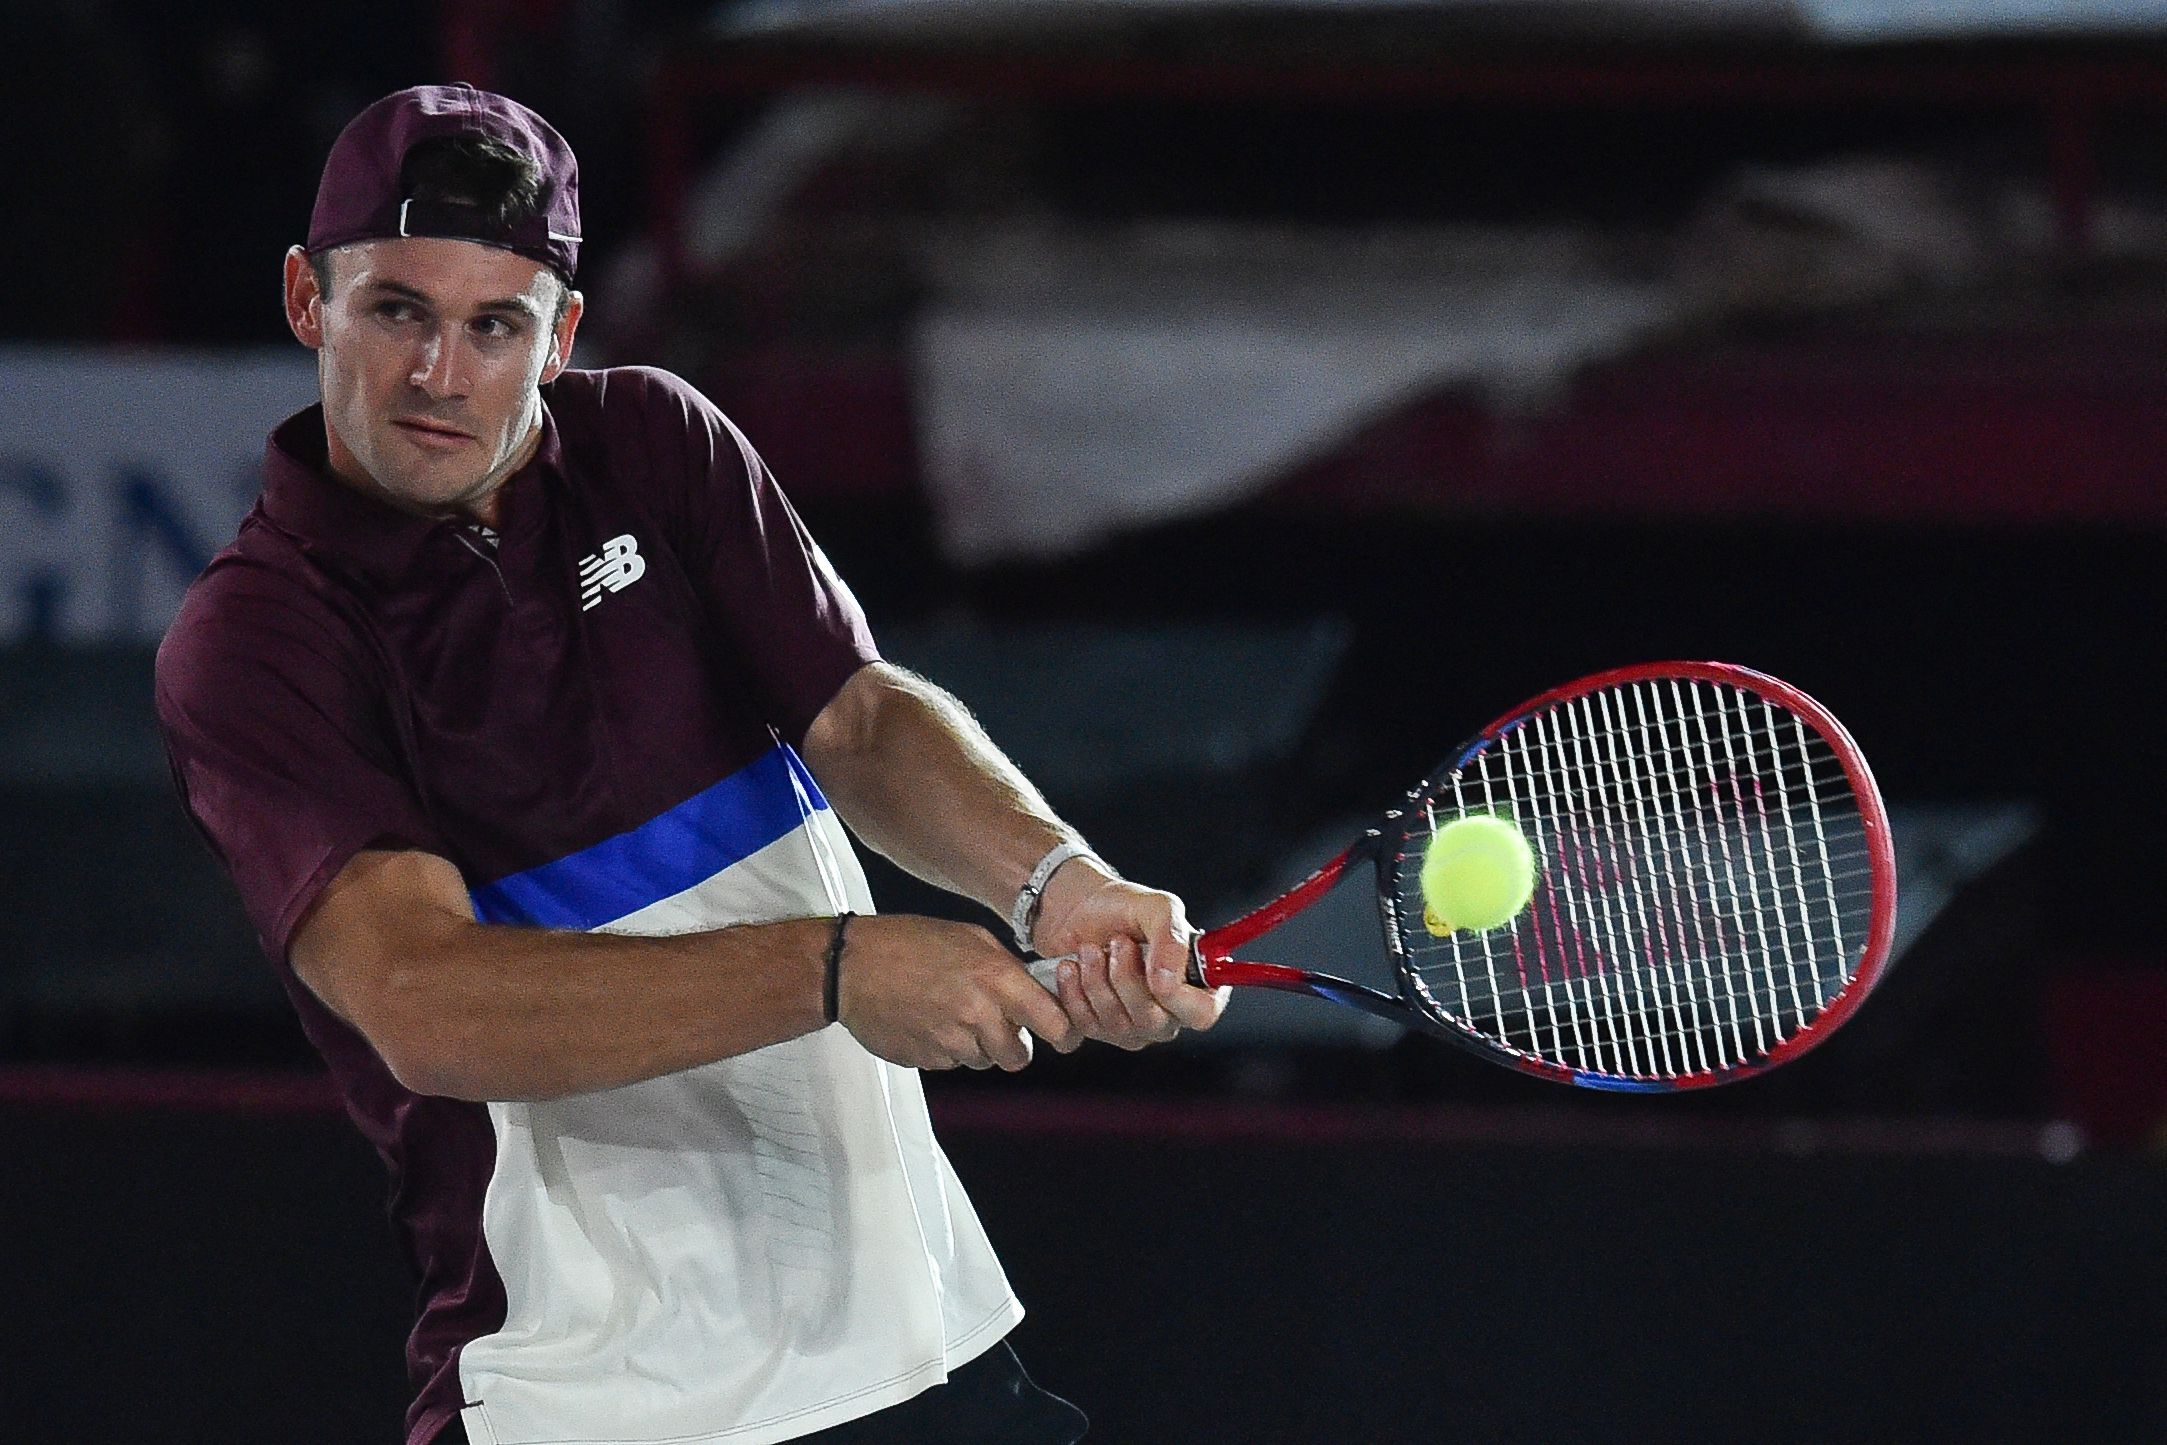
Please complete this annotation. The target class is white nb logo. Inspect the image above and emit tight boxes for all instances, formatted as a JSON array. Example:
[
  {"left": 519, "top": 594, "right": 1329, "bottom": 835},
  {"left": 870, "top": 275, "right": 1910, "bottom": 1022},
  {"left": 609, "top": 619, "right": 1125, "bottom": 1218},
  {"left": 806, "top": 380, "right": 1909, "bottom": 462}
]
[{"left": 578, "top": 534, "right": 647, "bottom": 611}]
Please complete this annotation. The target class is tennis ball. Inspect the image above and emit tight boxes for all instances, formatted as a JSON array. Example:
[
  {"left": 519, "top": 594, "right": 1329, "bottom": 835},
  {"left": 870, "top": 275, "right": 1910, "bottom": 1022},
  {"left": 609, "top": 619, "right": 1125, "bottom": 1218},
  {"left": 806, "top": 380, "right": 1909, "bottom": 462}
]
[{"left": 1420, "top": 815, "right": 1536, "bottom": 935}]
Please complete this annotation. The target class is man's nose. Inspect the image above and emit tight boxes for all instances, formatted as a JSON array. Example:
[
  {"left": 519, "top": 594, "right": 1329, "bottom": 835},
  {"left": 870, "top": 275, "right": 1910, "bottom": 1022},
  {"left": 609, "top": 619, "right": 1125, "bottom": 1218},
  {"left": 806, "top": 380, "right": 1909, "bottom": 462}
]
[{"left": 408, "top": 326, "right": 470, "bottom": 399}]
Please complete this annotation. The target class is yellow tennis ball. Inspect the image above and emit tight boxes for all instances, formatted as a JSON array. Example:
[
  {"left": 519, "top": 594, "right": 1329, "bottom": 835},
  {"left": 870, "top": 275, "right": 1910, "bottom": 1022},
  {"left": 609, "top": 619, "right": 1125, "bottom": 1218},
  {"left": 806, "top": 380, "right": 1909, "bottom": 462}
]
[{"left": 1420, "top": 815, "right": 1536, "bottom": 935}]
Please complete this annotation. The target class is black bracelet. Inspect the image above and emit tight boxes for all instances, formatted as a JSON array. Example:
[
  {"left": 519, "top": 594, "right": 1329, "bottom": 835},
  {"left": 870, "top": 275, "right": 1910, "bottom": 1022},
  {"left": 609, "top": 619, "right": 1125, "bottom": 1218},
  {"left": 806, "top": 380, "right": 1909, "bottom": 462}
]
[{"left": 823, "top": 911, "right": 855, "bottom": 1025}]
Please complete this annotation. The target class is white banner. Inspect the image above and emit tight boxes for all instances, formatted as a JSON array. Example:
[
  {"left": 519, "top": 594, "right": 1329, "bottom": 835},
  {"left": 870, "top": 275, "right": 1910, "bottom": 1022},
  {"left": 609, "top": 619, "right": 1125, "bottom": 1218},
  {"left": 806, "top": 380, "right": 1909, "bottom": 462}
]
[
  {"left": 0, "top": 349, "right": 317, "bottom": 643},
  {"left": 910, "top": 224, "right": 1677, "bottom": 564}
]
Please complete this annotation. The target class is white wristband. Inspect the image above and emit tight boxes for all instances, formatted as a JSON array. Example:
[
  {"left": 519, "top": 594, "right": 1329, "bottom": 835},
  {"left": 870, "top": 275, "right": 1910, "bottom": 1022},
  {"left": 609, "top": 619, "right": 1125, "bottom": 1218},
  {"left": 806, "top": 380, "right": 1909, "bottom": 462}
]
[{"left": 1009, "top": 841, "right": 1097, "bottom": 954}]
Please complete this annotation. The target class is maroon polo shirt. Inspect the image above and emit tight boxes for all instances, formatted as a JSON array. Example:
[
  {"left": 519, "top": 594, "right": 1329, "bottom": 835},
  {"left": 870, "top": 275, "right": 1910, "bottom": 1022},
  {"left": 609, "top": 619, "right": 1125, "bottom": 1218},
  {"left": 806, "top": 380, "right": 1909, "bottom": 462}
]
[{"left": 153, "top": 365, "right": 878, "bottom": 1444}]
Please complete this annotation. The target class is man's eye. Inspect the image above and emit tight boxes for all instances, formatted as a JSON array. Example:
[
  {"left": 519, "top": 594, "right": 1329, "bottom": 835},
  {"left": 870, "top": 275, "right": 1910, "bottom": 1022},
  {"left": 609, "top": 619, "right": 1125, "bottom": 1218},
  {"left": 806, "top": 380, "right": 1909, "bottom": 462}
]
[
  {"left": 474, "top": 316, "right": 522, "bottom": 339},
  {"left": 377, "top": 301, "right": 418, "bottom": 322}
]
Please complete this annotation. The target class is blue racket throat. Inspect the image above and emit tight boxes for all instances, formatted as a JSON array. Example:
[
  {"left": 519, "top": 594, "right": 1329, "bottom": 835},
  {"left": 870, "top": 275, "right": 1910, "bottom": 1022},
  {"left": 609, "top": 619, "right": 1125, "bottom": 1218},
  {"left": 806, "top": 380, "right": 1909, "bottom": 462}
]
[{"left": 1301, "top": 976, "right": 1412, "bottom": 1024}]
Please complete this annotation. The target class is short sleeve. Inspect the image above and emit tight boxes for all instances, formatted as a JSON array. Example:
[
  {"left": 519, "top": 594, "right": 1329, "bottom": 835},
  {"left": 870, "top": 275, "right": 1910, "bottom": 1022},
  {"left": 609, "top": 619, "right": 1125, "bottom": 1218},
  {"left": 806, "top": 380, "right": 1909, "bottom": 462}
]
[
  {"left": 155, "top": 586, "right": 442, "bottom": 961},
  {"left": 624, "top": 368, "right": 880, "bottom": 743}
]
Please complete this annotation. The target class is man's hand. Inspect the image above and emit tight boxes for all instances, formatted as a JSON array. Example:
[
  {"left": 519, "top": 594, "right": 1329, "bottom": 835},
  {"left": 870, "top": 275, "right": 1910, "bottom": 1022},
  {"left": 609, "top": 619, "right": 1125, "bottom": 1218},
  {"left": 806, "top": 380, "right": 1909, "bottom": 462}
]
[
  {"left": 800, "top": 665, "right": 1225, "bottom": 1053},
  {"left": 837, "top": 914, "right": 1083, "bottom": 1071},
  {"left": 1031, "top": 861, "right": 1228, "bottom": 1048}
]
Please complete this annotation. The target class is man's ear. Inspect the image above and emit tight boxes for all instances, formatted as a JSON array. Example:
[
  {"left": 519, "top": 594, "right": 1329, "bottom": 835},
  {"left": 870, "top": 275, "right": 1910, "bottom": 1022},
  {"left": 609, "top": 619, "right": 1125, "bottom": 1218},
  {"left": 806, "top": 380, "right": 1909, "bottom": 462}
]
[
  {"left": 284, "top": 245, "right": 325, "bottom": 350},
  {"left": 541, "top": 289, "right": 584, "bottom": 384}
]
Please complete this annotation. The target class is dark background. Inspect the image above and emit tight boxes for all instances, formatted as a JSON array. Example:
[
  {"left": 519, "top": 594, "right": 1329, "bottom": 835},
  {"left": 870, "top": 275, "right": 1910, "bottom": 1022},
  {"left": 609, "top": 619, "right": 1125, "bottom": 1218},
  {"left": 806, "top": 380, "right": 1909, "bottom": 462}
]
[{"left": 3, "top": 3, "right": 2164, "bottom": 1441}]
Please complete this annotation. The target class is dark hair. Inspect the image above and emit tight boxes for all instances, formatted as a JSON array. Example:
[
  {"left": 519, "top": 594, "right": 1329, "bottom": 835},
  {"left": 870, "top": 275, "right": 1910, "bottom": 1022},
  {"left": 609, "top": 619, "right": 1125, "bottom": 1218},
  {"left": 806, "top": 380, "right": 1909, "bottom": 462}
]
[
  {"left": 400, "top": 134, "right": 544, "bottom": 235},
  {"left": 310, "top": 135, "right": 571, "bottom": 320}
]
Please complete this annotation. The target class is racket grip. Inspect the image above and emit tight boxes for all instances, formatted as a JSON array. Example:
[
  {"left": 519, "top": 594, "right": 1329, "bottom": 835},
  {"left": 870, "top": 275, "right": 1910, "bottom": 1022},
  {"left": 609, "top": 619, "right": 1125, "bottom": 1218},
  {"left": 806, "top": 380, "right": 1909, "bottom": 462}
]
[{"left": 1025, "top": 947, "right": 1207, "bottom": 991}]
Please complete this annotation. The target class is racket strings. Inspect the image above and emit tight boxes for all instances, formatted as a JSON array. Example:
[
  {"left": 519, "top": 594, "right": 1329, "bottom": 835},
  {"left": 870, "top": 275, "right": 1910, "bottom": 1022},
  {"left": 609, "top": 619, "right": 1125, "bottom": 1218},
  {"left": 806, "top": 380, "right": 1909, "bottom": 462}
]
[{"left": 1390, "top": 678, "right": 1874, "bottom": 1080}]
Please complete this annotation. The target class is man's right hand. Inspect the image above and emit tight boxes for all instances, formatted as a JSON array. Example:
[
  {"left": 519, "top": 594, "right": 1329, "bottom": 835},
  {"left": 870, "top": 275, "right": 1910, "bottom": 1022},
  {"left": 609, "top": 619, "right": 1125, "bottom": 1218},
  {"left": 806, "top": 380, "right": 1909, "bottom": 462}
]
[{"left": 836, "top": 915, "right": 1080, "bottom": 1071}]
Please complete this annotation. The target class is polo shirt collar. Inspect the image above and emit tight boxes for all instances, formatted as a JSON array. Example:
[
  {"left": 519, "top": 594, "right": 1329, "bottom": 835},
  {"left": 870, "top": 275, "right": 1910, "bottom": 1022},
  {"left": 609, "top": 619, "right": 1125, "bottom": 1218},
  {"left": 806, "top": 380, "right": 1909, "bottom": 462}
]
[{"left": 259, "top": 399, "right": 563, "bottom": 585}]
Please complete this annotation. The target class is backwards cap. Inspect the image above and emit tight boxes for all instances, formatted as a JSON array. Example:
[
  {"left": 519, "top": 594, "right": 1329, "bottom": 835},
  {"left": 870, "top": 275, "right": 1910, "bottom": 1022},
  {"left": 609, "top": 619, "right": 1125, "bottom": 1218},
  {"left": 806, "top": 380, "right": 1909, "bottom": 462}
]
[{"left": 307, "top": 83, "right": 581, "bottom": 281}]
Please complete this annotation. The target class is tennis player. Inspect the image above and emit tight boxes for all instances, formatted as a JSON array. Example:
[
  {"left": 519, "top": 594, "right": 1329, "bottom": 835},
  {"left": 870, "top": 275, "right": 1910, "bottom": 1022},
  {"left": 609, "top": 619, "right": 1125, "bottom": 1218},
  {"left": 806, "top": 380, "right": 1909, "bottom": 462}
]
[{"left": 154, "top": 84, "right": 1224, "bottom": 1445}]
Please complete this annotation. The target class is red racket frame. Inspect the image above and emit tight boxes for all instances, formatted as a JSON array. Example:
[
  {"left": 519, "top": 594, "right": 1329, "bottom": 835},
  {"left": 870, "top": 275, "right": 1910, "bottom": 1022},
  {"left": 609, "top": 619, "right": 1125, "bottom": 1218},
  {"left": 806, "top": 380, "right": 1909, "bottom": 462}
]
[{"left": 1180, "top": 661, "right": 1898, "bottom": 1091}]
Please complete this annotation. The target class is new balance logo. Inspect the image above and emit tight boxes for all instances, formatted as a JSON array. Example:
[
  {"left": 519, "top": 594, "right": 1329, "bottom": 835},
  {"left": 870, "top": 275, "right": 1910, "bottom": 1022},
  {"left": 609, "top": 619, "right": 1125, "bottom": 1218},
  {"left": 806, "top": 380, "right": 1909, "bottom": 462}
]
[{"left": 578, "top": 534, "right": 647, "bottom": 611}]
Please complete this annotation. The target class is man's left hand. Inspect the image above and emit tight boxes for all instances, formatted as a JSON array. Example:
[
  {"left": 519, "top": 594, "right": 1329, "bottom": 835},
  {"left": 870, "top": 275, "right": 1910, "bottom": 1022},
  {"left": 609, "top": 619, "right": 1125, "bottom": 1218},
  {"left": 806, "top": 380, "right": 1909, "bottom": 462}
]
[{"left": 1031, "top": 862, "right": 1228, "bottom": 1048}]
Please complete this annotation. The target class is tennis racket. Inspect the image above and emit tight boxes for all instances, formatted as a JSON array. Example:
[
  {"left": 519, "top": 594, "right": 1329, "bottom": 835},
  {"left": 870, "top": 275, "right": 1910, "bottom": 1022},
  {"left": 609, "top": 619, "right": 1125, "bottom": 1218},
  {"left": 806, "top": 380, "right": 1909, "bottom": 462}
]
[{"left": 1032, "top": 661, "right": 1895, "bottom": 1091}]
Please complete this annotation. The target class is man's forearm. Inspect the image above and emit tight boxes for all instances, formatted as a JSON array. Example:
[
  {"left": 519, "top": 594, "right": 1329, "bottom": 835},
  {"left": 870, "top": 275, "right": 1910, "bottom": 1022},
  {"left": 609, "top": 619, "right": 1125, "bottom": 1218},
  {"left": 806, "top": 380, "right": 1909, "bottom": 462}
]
[
  {"left": 292, "top": 847, "right": 841, "bottom": 1103},
  {"left": 379, "top": 916, "right": 833, "bottom": 1102},
  {"left": 803, "top": 663, "right": 1096, "bottom": 925}
]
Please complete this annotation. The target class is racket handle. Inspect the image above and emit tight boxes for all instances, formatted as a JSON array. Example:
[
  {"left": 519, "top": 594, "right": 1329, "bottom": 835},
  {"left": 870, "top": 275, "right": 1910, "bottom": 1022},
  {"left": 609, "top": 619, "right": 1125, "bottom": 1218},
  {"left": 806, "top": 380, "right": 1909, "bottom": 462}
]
[{"left": 1025, "top": 946, "right": 1207, "bottom": 992}]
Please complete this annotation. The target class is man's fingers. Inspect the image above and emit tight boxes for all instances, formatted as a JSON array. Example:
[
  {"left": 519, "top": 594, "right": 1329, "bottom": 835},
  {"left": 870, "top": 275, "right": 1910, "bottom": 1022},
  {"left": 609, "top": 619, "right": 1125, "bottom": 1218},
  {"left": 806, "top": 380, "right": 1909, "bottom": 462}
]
[
  {"left": 1078, "top": 943, "right": 1138, "bottom": 1037},
  {"left": 1148, "top": 956, "right": 1228, "bottom": 1031},
  {"left": 1050, "top": 959, "right": 1093, "bottom": 1051},
  {"left": 998, "top": 954, "right": 1079, "bottom": 1052},
  {"left": 1107, "top": 937, "right": 1177, "bottom": 1044},
  {"left": 977, "top": 1020, "right": 1034, "bottom": 1072},
  {"left": 1140, "top": 909, "right": 1193, "bottom": 986},
  {"left": 939, "top": 1026, "right": 993, "bottom": 1070}
]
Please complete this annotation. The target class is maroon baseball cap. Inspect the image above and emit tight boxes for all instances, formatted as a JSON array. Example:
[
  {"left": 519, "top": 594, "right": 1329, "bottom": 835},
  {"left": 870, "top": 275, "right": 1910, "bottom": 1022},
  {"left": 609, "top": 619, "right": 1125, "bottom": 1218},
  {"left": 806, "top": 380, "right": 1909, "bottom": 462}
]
[{"left": 307, "top": 83, "right": 581, "bottom": 280}]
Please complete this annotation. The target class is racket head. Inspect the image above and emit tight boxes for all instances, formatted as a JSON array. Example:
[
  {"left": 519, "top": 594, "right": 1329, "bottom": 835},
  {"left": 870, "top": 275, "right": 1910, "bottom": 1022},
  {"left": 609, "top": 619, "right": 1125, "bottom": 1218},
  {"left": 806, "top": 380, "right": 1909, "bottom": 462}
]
[{"left": 1371, "top": 661, "right": 1896, "bottom": 1091}]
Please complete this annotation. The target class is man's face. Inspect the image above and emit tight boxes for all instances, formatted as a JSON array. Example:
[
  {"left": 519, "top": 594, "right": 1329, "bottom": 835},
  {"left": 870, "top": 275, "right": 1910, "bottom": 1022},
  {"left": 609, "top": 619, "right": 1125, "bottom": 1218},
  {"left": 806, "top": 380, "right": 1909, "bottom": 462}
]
[{"left": 284, "top": 237, "right": 581, "bottom": 516}]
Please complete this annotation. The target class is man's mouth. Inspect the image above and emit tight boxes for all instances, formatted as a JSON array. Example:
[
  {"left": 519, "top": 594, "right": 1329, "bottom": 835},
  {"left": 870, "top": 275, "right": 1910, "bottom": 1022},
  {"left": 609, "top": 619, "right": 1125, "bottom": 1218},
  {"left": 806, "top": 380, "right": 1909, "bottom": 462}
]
[{"left": 391, "top": 418, "right": 474, "bottom": 448}]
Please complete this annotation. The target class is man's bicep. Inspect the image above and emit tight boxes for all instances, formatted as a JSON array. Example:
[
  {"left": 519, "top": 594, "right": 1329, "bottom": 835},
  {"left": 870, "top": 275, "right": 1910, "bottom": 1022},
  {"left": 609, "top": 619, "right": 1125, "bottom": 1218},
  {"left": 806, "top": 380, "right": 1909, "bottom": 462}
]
[{"left": 290, "top": 848, "right": 475, "bottom": 1029}]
